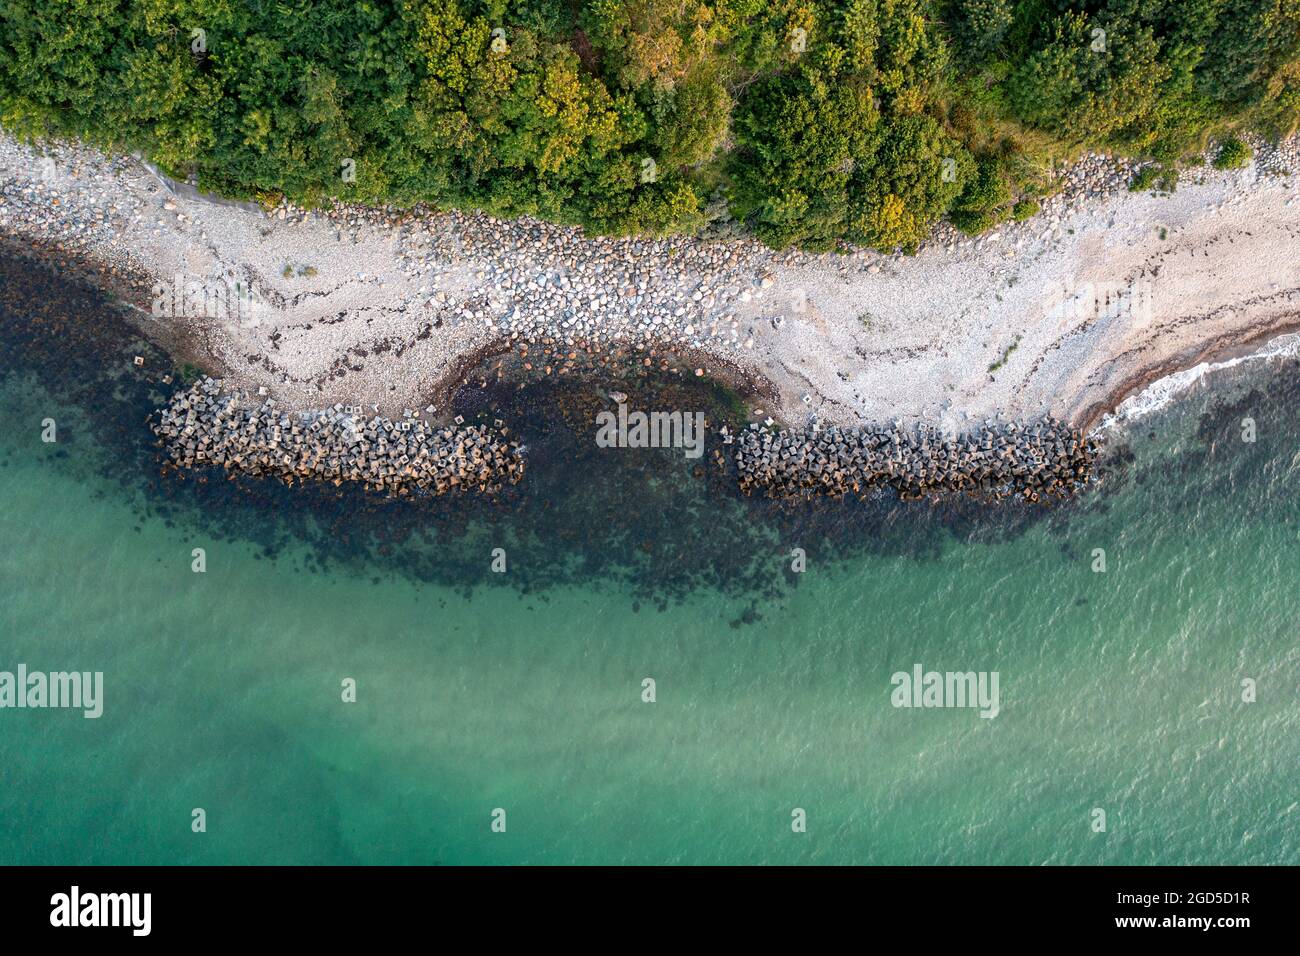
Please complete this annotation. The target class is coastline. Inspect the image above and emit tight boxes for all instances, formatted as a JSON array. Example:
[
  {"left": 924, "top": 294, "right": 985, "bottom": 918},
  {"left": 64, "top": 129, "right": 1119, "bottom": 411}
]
[
  {"left": 1078, "top": 322, "right": 1300, "bottom": 434},
  {"left": 3, "top": 130, "right": 1298, "bottom": 443},
  {"left": 1090, "top": 326, "right": 1300, "bottom": 433},
  {"left": 5, "top": 218, "right": 1297, "bottom": 868}
]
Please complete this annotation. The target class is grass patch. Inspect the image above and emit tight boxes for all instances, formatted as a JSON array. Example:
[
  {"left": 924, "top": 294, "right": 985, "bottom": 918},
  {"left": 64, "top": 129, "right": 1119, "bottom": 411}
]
[{"left": 988, "top": 335, "right": 1022, "bottom": 373}]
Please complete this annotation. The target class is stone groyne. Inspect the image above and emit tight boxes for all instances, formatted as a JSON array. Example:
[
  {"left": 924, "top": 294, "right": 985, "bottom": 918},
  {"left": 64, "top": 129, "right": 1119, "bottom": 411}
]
[
  {"left": 731, "top": 419, "right": 1098, "bottom": 502},
  {"left": 153, "top": 379, "right": 1097, "bottom": 502},
  {"left": 152, "top": 378, "right": 525, "bottom": 494}
]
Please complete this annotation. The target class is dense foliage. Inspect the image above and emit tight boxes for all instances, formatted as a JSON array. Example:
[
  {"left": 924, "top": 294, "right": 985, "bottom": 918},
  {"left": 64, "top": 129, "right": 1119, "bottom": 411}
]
[{"left": 2, "top": 0, "right": 1298, "bottom": 249}]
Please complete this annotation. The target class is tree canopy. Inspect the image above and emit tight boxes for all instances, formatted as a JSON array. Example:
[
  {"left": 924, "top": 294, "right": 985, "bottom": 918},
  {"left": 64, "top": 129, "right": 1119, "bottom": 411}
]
[{"left": 2, "top": 0, "right": 1296, "bottom": 249}]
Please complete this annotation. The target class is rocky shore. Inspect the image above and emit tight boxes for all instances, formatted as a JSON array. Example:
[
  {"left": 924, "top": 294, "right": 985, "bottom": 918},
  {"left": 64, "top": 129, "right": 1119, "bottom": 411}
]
[
  {"left": 4, "top": 128, "right": 1299, "bottom": 455},
  {"left": 152, "top": 377, "right": 525, "bottom": 495},
  {"left": 732, "top": 418, "right": 1097, "bottom": 502},
  {"left": 151, "top": 371, "right": 1096, "bottom": 503}
]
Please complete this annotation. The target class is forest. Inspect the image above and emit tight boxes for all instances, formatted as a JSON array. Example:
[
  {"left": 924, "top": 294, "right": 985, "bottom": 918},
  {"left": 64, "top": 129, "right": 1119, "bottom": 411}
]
[{"left": 2, "top": 0, "right": 1298, "bottom": 251}]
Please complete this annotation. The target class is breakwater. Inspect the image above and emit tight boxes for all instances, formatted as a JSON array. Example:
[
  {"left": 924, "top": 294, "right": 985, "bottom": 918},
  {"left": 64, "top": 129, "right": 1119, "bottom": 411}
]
[
  {"left": 152, "top": 378, "right": 525, "bottom": 494},
  {"left": 732, "top": 419, "right": 1098, "bottom": 502},
  {"left": 153, "top": 377, "right": 1097, "bottom": 502}
]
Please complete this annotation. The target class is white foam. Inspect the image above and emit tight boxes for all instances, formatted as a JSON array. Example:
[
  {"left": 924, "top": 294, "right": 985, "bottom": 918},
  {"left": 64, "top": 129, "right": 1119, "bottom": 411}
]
[{"left": 1092, "top": 331, "right": 1300, "bottom": 434}]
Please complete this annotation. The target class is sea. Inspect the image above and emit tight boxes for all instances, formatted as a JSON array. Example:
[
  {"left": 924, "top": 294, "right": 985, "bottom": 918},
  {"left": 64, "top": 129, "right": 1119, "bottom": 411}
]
[{"left": 0, "top": 250, "right": 1295, "bottom": 865}]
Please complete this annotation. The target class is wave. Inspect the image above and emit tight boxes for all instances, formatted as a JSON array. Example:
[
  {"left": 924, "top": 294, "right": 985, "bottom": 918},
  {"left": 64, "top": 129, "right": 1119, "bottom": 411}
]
[{"left": 1092, "top": 331, "right": 1300, "bottom": 434}]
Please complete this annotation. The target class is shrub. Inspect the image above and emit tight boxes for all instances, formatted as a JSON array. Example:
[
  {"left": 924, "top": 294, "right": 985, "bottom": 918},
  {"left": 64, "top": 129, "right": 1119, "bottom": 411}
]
[
  {"left": 951, "top": 207, "right": 1005, "bottom": 234},
  {"left": 1011, "top": 198, "right": 1040, "bottom": 221},
  {"left": 949, "top": 156, "right": 1011, "bottom": 234},
  {"left": 1212, "top": 137, "right": 1252, "bottom": 170},
  {"left": 1129, "top": 166, "right": 1160, "bottom": 191}
]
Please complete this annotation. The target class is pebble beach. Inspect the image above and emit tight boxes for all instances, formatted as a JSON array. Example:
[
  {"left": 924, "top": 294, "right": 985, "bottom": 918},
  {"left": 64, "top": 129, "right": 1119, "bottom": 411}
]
[{"left": 3, "top": 130, "right": 1299, "bottom": 498}]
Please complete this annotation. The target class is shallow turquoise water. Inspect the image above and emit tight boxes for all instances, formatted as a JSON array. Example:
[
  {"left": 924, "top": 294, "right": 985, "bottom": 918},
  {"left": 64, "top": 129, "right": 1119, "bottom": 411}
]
[{"left": 0, "top": 258, "right": 1296, "bottom": 865}]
